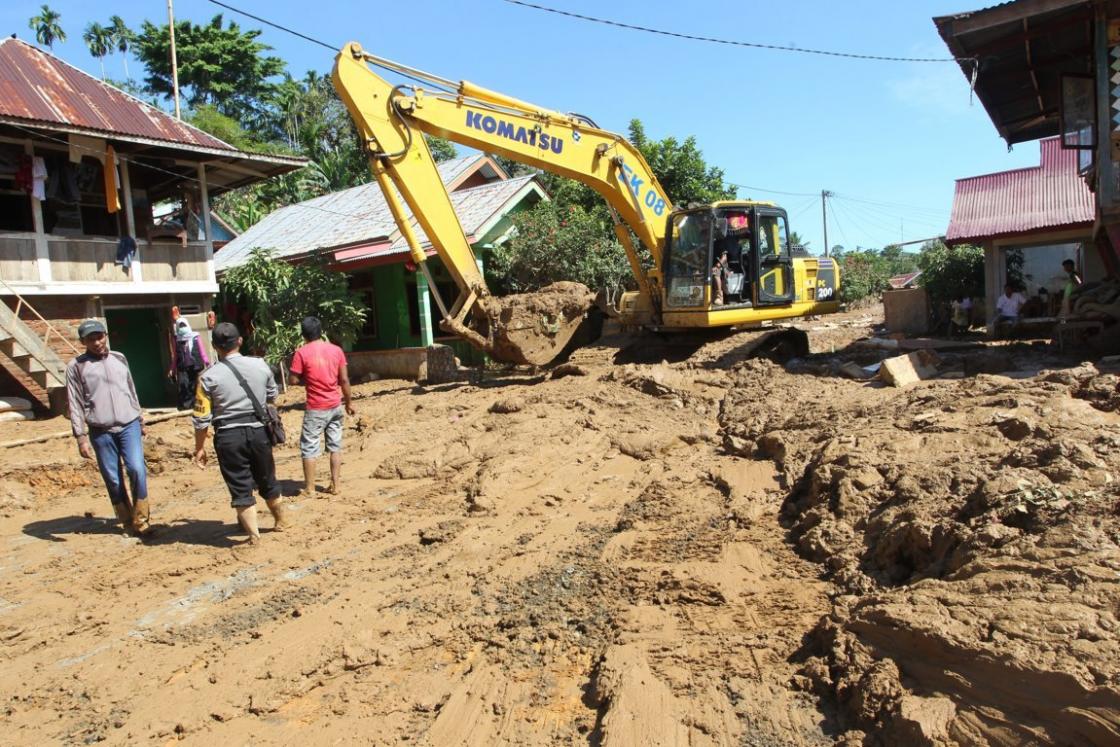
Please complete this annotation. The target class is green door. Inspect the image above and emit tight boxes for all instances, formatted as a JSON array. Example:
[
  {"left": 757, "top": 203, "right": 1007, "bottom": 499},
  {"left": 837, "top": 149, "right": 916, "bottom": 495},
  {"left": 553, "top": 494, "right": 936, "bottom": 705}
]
[{"left": 105, "top": 308, "right": 172, "bottom": 407}]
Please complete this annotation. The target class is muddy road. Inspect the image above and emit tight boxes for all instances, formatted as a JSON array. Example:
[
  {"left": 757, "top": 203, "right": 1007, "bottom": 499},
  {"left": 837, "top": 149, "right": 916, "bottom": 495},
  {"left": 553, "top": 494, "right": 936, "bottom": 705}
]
[{"left": 1, "top": 308, "right": 1118, "bottom": 746}]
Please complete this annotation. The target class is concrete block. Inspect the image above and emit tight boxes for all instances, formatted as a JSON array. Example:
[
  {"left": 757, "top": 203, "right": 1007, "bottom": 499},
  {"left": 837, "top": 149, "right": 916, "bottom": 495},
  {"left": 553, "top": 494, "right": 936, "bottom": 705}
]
[{"left": 879, "top": 351, "right": 940, "bottom": 387}]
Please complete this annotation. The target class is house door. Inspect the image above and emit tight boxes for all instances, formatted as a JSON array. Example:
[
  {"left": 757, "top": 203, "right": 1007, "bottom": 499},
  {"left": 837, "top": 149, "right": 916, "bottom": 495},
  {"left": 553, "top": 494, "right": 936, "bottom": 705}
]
[{"left": 105, "top": 308, "right": 172, "bottom": 407}]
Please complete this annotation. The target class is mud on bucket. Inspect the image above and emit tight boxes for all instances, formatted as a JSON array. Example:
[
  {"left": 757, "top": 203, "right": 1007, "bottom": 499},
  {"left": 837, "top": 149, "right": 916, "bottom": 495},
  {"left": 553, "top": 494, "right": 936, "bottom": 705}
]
[{"left": 474, "top": 282, "right": 596, "bottom": 366}]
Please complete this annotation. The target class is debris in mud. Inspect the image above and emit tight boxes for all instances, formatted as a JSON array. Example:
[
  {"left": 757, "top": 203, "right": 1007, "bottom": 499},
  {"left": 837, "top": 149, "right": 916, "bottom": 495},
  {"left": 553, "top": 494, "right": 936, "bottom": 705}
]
[
  {"left": 419, "top": 520, "right": 463, "bottom": 546},
  {"left": 602, "top": 364, "right": 686, "bottom": 399},
  {"left": 488, "top": 398, "right": 524, "bottom": 414},
  {"left": 550, "top": 363, "right": 588, "bottom": 379}
]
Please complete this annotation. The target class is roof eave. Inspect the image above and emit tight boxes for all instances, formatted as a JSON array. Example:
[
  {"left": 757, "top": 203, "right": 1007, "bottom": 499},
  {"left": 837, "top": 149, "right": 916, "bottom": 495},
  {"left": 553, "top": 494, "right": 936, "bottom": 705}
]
[{"left": 0, "top": 116, "right": 307, "bottom": 168}]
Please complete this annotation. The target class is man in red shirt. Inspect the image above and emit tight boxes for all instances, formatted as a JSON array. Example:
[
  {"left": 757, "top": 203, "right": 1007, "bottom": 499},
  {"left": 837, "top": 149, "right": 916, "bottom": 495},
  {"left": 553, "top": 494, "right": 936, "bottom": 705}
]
[{"left": 289, "top": 317, "right": 354, "bottom": 495}]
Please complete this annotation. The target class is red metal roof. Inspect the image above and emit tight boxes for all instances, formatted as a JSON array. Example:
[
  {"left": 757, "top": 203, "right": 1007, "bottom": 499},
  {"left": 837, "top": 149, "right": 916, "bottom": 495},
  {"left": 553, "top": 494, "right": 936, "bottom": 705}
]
[
  {"left": 0, "top": 37, "right": 236, "bottom": 152},
  {"left": 887, "top": 271, "right": 923, "bottom": 289},
  {"left": 946, "top": 136, "right": 1094, "bottom": 244}
]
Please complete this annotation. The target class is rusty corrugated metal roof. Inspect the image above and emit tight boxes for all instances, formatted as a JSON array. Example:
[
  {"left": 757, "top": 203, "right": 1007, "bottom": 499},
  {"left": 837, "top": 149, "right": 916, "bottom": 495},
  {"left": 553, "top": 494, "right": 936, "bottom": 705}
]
[
  {"left": 945, "top": 136, "right": 1094, "bottom": 244},
  {"left": 0, "top": 37, "right": 237, "bottom": 152}
]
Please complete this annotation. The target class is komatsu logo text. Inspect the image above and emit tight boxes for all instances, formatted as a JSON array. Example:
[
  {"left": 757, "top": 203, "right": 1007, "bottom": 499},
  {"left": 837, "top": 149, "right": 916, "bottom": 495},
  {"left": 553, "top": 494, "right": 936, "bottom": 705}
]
[{"left": 465, "top": 111, "right": 564, "bottom": 154}]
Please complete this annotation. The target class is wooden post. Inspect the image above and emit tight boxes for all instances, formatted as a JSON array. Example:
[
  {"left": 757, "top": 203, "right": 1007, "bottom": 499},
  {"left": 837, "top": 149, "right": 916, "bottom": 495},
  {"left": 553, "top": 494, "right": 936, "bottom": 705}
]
[
  {"left": 23, "top": 141, "right": 50, "bottom": 284},
  {"left": 197, "top": 162, "right": 216, "bottom": 286},
  {"left": 415, "top": 269, "right": 434, "bottom": 346},
  {"left": 120, "top": 156, "right": 142, "bottom": 283}
]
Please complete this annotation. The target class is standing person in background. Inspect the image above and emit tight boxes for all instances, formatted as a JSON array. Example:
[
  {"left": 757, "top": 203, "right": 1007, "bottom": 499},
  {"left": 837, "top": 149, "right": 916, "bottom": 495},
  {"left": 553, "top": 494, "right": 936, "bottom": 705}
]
[
  {"left": 289, "top": 317, "right": 354, "bottom": 496},
  {"left": 1060, "top": 259, "right": 1083, "bottom": 318},
  {"left": 66, "top": 319, "right": 151, "bottom": 536},
  {"left": 170, "top": 318, "right": 210, "bottom": 410},
  {"left": 192, "top": 323, "right": 290, "bottom": 546}
]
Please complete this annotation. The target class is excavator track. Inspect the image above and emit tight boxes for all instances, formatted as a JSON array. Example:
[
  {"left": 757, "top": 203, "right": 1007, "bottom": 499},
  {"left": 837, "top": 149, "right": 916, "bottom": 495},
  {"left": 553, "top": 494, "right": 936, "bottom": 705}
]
[{"left": 561, "top": 324, "right": 810, "bottom": 371}]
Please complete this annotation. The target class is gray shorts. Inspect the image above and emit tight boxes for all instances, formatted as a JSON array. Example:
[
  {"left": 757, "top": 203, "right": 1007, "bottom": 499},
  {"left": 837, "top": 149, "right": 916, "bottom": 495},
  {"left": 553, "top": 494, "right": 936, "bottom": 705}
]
[{"left": 300, "top": 405, "right": 344, "bottom": 458}]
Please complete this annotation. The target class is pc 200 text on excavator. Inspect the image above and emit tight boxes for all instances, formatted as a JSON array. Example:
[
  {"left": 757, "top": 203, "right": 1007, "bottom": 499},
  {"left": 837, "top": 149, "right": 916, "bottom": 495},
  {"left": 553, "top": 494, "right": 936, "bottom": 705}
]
[{"left": 332, "top": 42, "right": 841, "bottom": 365}]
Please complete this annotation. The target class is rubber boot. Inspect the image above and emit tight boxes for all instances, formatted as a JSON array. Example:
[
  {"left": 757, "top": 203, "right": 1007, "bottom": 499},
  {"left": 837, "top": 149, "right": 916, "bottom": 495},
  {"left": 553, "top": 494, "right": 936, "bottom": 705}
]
[
  {"left": 131, "top": 498, "right": 152, "bottom": 536},
  {"left": 237, "top": 505, "right": 261, "bottom": 546},
  {"left": 265, "top": 497, "right": 291, "bottom": 532},
  {"left": 112, "top": 501, "right": 133, "bottom": 534}
]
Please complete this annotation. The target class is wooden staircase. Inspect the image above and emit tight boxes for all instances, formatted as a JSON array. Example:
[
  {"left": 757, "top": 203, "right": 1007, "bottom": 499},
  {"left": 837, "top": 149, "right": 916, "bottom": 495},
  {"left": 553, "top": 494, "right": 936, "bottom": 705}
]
[{"left": 0, "top": 291, "right": 75, "bottom": 412}]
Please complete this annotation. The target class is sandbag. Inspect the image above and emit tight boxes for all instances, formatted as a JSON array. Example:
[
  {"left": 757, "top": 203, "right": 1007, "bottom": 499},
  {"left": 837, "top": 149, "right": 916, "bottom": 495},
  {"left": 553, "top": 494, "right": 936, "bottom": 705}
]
[
  {"left": 0, "top": 397, "right": 32, "bottom": 413},
  {"left": 0, "top": 410, "right": 35, "bottom": 422}
]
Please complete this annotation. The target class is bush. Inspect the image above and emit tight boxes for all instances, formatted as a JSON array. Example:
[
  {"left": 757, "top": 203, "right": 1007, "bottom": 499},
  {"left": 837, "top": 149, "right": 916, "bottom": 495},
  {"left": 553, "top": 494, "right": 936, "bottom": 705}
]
[
  {"left": 835, "top": 250, "right": 891, "bottom": 304},
  {"left": 486, "top": 202, "right": 633, "bottom": 296},
  {"left": 220, "top": 248, "right": 367, "bottom": 364},
  {"left": 917, "top": 240, "right": 984, "bottom": 303}
]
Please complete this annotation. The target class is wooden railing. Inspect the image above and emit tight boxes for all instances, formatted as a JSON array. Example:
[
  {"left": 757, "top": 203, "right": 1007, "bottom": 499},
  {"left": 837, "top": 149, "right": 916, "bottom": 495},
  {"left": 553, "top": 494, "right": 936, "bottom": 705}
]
[
  {"left": 0, "top": 276, "right": 80, "bottom": 357},
  {"left": 0, "top": 234, "right": 211, "bottom": 285}
]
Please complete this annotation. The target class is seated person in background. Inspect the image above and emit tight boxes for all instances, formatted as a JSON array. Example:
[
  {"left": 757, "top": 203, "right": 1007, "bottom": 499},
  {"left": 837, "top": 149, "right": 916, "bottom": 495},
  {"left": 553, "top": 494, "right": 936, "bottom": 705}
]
[
  {"left": 712, "top": 249, "right": 729, "bottom": 305},
  {"left": 950, "top": 295, "right": 972, "bottom": 337},
  {"left": 994, "top": 284, "right": 1026, "bottom": 330}
]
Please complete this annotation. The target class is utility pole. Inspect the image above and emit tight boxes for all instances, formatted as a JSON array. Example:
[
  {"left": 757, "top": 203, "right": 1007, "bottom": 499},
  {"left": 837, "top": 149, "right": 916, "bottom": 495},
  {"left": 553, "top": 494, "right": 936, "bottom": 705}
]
[
  {"left": 821, "top": 190, "right": 832, "bottom": 257},
  {"left": 168, "top": 0, "right": 181, "bottom": 119}
]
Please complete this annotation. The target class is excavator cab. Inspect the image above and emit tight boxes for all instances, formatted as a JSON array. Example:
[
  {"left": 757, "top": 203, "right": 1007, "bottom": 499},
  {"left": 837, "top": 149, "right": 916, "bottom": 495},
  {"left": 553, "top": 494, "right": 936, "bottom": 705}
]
[{"left": 664, "top": 205, "right": 795, "bottom": 311}]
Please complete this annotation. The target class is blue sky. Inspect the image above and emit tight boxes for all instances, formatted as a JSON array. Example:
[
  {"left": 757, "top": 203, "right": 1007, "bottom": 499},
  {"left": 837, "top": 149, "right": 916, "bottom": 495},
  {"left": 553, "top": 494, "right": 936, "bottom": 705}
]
[{"left": 7, "top": 0, "right": 1041, "bottom": 254}]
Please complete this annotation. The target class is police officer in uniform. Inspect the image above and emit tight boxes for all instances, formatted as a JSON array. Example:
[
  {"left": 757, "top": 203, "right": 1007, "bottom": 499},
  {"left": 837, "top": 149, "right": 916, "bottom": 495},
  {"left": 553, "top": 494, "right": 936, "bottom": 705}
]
[{"left": 192, "top": 322, "right": 290, "bottom": 546}]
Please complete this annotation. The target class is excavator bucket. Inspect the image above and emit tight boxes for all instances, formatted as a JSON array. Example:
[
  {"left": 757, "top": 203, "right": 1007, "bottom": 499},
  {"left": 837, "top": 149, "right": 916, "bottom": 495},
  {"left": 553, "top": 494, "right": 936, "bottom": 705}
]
[{"left": 472, "top": 282, "right": 596, "bottom": 366}]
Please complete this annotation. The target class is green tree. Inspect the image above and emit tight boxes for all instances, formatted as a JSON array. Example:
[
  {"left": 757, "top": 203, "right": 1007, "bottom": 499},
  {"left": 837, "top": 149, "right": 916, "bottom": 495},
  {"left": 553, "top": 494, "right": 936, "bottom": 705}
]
[
  {"left": 496, "top": 118, "right": 734, "bottom": 216},
  {"left": 220, "top": 248, "right": 367, "bottom": 364},
  {"left": 486, "top": 201, "right": 632, "bottom": 296},
  {"left": 834, "top": 249, "right": 891, "bottom": 304},
  {"left": 134, "top": 14, "right": 284, "bottom": 124},
  {"left": 29, "top": 5, "right": 65, "bottom": 50},
  {"left": 628, "top": 119, "right": 736, "bottom": 207},
  {"left": 789, "top": 231, "right": 810, "bottom": 250},
  {"left": 82, "top": 22, "right": 111, "bottom": 79},
  {"left": 187, "top": 104, "right": 263, "bottom": 151},
  {"left": 425, "top": 135, "right": 457, "bottom": 163},
  {"left": 880, "top": 244, "right": 920, "bottom": 276},
  {"left": 107, "top": 15, "right": 134, "bottom": 79},
  {"left": 917, "top": 239, "right": 984, "bottom": 303}
]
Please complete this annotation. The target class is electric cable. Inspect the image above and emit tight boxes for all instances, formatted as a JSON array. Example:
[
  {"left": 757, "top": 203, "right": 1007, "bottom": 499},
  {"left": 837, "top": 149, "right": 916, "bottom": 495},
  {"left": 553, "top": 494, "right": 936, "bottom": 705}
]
[
  {"left": 732, "top": 183, "right": 818, "bottom": 198},
  {"left": 826, "top": 198, "right": 849, "bottom": 250},
  {"left": 500, "top": 0, "right": 976, "bottom": 66},
  {"left": 831, "top": 191, "right": 952, "bottom": 218}
]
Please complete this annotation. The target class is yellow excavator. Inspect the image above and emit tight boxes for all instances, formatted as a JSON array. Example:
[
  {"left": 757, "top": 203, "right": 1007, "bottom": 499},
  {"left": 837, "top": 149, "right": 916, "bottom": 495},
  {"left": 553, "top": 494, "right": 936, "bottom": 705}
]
[{"left": 332, "top": 42, "right": 840, "bottom": 365}]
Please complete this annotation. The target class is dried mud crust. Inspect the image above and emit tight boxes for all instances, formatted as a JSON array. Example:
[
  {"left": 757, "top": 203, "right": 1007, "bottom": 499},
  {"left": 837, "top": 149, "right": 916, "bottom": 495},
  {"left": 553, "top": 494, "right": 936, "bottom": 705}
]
[
  {"left": 474, "top": 281, "right": 595, "bottom": 365},
  {"left": 717, "top": 359, "right": 1120, "bottom": 745}
]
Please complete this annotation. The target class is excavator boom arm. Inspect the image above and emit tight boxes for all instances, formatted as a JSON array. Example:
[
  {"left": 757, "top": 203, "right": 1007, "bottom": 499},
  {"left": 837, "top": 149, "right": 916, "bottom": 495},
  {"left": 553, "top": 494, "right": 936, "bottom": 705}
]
[{"left": 332, "top": 43, "right": 671, "bottom": 303}]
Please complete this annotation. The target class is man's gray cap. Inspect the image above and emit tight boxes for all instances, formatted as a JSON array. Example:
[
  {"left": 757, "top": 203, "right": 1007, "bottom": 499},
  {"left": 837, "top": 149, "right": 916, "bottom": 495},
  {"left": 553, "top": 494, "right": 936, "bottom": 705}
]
[{"left": 77, "top": 319, "right": 106, "bottom": 339}]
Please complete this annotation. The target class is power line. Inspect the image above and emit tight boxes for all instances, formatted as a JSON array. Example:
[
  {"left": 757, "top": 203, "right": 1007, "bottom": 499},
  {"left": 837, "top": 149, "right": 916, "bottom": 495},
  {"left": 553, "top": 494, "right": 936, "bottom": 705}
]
[
  {"left": 733, "top": 183, "right": 818, "bottom": 198},
  {"left": 833, "top": 197, "right": 940, "bottom": 234},
  {"left": 204, "top": 0, "right": 458, "bottom": 94},
  {"left": 501, "top": 0, "right": 976, "bottom": 66},
  {"left": 826, "top": 199, "right": 849, "bottom": 249},
  {"left": 207, "top": 0, "right": 335, "bottom": 51},
  {"left": 831, "top": 191, "right": 951, "bottom": 218},
  {"left": 833, "top": 196, "right": 948, "bottom": 232}
]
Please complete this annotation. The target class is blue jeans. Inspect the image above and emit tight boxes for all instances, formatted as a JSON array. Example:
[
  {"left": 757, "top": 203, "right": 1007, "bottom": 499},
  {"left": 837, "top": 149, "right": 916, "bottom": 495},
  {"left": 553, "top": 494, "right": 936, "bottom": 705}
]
[{"left": 90, "top": 418, "right": 148, "bottom": 506}]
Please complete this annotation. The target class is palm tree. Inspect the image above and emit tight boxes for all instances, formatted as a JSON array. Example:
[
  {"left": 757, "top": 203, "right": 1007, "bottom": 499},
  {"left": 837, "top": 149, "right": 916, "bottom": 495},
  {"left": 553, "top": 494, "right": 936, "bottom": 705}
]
[
  {"left": 789, "top": 231, "right": 810, "bottom": 249},
  {"left": 107, "top": 16, "right": 133, "bottom": 79},
  {"left": 28, "top": 5, "right": 65, "bottom": 50},
  {"left": 82, "top": 23, "right": 111, "bottom": 79}
]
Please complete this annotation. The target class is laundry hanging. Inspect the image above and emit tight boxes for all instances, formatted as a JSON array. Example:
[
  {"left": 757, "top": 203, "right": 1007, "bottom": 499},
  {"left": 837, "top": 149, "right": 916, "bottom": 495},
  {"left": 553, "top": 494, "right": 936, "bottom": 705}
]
[{"left": 103, "top": 145, "right": 121, "bottom": 214}]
